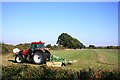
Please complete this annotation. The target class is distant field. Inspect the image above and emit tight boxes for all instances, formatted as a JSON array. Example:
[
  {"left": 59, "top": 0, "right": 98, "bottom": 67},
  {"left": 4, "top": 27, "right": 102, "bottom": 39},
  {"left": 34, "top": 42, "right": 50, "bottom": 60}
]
[{"left": 1, "top": 49, "right": 118, "bottom": 70}]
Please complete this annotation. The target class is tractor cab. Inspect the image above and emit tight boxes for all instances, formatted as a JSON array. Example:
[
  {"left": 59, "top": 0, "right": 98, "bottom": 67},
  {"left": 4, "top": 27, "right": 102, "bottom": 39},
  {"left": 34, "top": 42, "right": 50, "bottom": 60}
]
[{"left": 30, "top": 41, "right": 45, "bottom": 52}]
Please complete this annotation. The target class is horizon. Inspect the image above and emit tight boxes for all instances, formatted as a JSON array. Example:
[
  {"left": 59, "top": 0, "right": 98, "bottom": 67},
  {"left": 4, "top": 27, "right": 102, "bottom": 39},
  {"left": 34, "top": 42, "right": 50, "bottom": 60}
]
[
  {"left": 2, "top": 2, "right": 118, "bottom": 46},
  {"left": 1, "top": 41, "right": 119, "bottom": 47}
]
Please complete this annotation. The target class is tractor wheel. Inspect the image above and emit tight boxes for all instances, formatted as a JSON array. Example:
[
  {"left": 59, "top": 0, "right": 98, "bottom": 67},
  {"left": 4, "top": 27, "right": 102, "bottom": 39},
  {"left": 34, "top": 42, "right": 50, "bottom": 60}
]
[
  {"left": 15, "top": 55, "right": 24, "bottom": 63},
  {"left": 33, "top": 51, "right": 46, "bottom": 64}
]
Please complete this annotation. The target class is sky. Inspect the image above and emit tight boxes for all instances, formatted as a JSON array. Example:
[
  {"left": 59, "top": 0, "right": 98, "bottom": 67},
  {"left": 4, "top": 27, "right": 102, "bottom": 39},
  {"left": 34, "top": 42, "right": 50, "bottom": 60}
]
[
  {"left": 1, "top": 2, "right": 118, "bottom": 46},
  {"left": 1, "top": 0, "right": 119, "bottom": 2}
]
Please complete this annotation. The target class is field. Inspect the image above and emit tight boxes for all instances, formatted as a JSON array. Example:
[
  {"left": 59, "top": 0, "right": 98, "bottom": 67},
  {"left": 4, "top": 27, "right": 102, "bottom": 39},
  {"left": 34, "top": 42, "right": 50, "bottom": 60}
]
[
  {"left": 1, "top": 49, "right": 119, "bottom": 79},
  {"left": 2, "top": 49, "right": 118, "bottom": 70},
  {"left": 51, "top": 49, "right": 118, "bottom": 70}
]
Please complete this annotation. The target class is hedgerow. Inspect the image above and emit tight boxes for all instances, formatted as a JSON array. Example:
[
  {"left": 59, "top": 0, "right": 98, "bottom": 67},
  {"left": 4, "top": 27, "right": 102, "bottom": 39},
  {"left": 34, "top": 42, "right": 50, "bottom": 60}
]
[{"left": 2, "top": 65, "right": 120, "bottom": 80}]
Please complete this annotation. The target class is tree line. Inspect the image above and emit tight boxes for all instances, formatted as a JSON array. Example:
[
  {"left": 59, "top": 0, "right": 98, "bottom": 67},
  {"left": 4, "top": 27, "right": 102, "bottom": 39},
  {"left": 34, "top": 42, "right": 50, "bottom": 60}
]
[
  {"left": 1, "top": 43, "right": 31, "bottom": 54},
  {"left": 1, "top": 43, "right": 120, "bottom": 54},
  {"left": 1, "top": 33, "right": 120, "bottom": 54}
]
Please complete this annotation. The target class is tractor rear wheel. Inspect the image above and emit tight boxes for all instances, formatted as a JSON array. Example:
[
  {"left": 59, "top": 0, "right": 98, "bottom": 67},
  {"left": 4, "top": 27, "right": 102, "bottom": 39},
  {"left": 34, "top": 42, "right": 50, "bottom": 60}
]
[
  {"left": 33, "top": 51, "right": 46, "bottom": 64},
  {"left": 15, "top": 55, "right": 24, "bottom": 63}
]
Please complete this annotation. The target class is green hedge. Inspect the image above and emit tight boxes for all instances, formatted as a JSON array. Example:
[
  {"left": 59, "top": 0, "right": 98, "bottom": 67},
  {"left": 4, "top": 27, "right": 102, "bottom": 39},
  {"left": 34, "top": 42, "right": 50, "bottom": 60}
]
[{"left": 2, "top": 65, "right": 120, "bottom": 80}]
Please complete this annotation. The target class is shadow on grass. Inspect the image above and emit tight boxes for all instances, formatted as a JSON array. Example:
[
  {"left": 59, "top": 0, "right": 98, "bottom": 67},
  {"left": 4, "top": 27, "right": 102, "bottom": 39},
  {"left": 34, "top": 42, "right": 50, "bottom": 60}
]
[
  {"left": 7, "top": 60, "right": 41, "bottom": 65},
  {"left": 8, "top": 60, "right": 16, "bottom": 63}
]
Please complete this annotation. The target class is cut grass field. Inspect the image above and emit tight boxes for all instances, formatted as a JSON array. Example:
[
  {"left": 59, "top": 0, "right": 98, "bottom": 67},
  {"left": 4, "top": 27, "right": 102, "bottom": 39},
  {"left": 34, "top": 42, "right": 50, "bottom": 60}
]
[
  {"left": 51, "top": 49, "right": 118, "bottom": 70},
  {"left": 1, "top": 49, "right": 118, "bottom": 71}
]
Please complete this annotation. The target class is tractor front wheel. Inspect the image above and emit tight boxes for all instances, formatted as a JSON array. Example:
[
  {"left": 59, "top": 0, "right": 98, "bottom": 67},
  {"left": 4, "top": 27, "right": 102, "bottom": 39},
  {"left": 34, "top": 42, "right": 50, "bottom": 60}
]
[
  {"left": 33, "top": 51, "right": 46, "bottom": 64},
  {"left": 15, "top": 55, "right": 24, "bottom": 63}
]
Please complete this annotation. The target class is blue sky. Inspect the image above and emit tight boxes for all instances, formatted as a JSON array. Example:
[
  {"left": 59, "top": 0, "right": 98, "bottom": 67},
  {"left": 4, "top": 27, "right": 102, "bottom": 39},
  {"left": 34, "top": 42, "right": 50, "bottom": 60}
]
[{"left": 2, "top": 2, "right": 118, "bottom": 46}]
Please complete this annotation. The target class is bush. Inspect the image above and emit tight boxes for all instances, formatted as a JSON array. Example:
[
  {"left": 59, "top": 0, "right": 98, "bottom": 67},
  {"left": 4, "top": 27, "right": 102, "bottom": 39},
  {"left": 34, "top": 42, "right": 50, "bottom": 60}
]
[{"left": 2, "top": 65, "right": 120, "bottom": 80}]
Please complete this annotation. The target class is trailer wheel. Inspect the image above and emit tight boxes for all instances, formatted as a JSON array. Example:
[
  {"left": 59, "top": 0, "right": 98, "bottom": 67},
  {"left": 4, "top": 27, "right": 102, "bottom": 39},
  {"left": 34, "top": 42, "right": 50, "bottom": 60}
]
[
  {"left": 33, "top": 51, "right": 46, "bottom": 64},
  {"left": 15, "top": 55, "right": 24, "bottom": 63}
]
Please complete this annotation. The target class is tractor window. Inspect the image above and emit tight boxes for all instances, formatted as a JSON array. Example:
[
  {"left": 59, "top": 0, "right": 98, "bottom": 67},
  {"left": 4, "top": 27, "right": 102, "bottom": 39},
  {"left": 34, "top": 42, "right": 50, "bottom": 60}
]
[
  {"left": 31, "top": 44, "right": 45, "bottom": 50},
  {"left": 30, "top": 44, "right": 45, "bottom": 51},
  {"left": 36, "top": 44, "right": 45, "bottom": 48}
]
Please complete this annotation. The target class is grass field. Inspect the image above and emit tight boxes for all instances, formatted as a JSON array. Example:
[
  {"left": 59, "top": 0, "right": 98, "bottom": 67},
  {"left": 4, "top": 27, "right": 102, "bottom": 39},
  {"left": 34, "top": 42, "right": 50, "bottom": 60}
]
[
  {"left": 1, "top": 49, "right": 119, "bottom": 79},
  {"left": 51, "top": 49, "right": 118, "bottom": 70},
  {"left": 1, "top": 49, "right": 118, "bottom": 71}
]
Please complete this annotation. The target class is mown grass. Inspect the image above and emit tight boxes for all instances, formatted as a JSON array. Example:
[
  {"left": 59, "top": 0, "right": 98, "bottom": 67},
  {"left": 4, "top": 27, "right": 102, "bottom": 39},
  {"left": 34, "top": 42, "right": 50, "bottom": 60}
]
[
  {"left": 93, "top": 49, "right": 118, "bottom": 64},
  {"left": 1, "top": 49, "right": 118, "bottom": 70},
  {"left": 51, "top": 49, "right": 118, "bottom": 70}
]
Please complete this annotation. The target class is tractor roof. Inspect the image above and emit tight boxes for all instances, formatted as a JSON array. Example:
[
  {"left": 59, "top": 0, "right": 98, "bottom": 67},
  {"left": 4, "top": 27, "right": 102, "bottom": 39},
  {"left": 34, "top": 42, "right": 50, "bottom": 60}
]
[{"left": 31, "top": 41, "right": 45, "bottom": 44}]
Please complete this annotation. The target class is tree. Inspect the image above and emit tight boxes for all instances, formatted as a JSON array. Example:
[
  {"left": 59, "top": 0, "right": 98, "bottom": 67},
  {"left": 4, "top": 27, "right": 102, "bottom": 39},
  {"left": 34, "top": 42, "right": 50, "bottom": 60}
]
[
  {"left": 56, "top": 33, "right": 72, "bottom": 48},
  {"left": 1, "top": 43, "right": 15, "bottom": 53},
  {"left": 16, "top": 43, "right": 30, "bottom": 50},
  {"left": 72, "top": 38, "right": 83, "bottom": 49},
  {"left": 2, "top": 46, "right": 9, "bottom": 54},
  {"left": 46, "top": 44, "right": 52, "bottom": 49},
  {"left": 56, "top": 33, "right": 83, "bottom": 49},
  {"left": 106, "top": 46, "right": 115, "bottom": 49},
  {"left": 89, "top": 45, "right": 96, "bottom": 49}
]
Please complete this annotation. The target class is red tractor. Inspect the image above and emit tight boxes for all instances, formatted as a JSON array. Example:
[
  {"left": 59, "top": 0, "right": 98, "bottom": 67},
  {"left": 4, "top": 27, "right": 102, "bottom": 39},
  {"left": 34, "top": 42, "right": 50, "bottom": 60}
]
[{"left": 13, "top": 41, "right": 51, "bottom": 64}]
